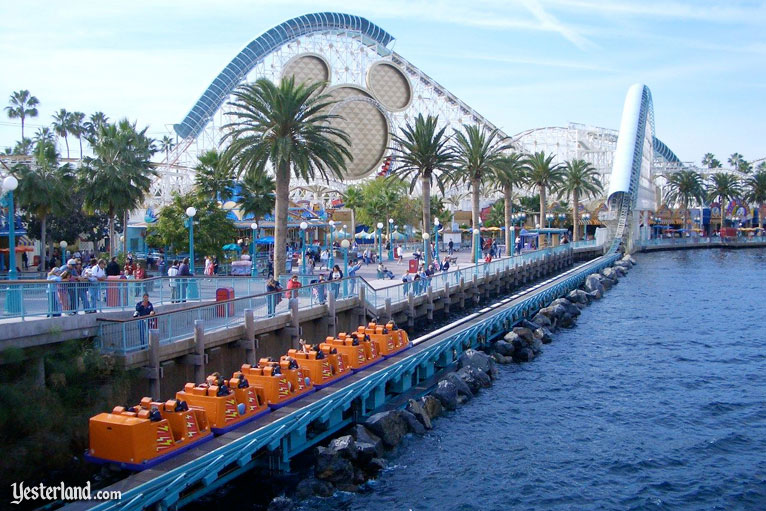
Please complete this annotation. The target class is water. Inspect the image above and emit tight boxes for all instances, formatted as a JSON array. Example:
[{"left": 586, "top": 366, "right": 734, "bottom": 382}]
[{"left": 308, "top": 249, "right": 766, "bottom": 511}]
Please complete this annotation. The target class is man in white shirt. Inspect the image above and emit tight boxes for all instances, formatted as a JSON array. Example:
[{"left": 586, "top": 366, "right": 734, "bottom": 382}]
[{"left": 85, "top": 259, "right": 107, "bottom": 312}]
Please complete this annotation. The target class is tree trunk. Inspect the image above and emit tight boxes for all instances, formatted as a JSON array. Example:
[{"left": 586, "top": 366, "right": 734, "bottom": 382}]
[
  {"left": 20, "top": 116, "right": 25, "bottom": 141},
  {"left": 108, "top": 214, "right": 115, "bottom": 257},
  {"left": 79, "top": 138, "right": 83, "bottom": 160},
  {"left": 421, "top": 175, "right": 431, "bottom": 237},
  {"left": 503, "top": 185, "right": 512, "bottom": 256},
  {"left": 273, "top": 163, "right": 290, "bottom": 278},
  {"left": 539, "top": 184, "right": 547, "bottom": 247},
  {"left": 123, "top": 210, "right": 129, "bottom": 254},
  {"left": 40, "top": 215, "right": 47, "bottom": 271},
  {"left": 64, "top": 137, "right": 70, "bottom": 159},
  {"left": 572, "top": 189, "right": 580, "bottom": 241},
  {"left": 350, "top": 209, "right": 356, "bottom": 244},
  {"left": 471, "top": 177, "right": 481, "bottom": 262}
]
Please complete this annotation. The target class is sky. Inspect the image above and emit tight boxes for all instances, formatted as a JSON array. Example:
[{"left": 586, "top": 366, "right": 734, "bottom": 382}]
[{"left": 1, "top": 0, "right": 764, "bottom": 166}]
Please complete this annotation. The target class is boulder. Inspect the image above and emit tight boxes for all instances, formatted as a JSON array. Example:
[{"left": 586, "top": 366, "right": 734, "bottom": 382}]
[
  {"left": 328, "top": 435, "right": 356, "bottom": 461},
  {"left": 315, "top": 446, "right": 354, "bottom": 483},
  {"left": 613, "top": 266, "right": 627, "bottom": 277},
  {"left": 458, "top": 349, "right": 498, "bottom": 379},
  {"left": 552, "top": 298, "right": 581, "bottom": 317},
  {"left": 585, "top": 274, "right": 605, "bottom": 295},
  {"left": 355, "top": 441, "right": 378, "bottom": 464},
  {"left": 492, "top": 352, "right": 514, "bottom": 364},
  {"left": 531, "top": 312, "right": 552, "bottom": 327},
  {"left": 406, "top": 398, "right": 433, "bottom": 429},
  {"left": 512, "top": 347, "right": 535, "bottom": 363},
  {"left": 353, "top": 468, "right": 367, "bottom": 485},
  {"left": 600, "top": 276, "right": 616, "bottom": 290},
  {"left": 363, "top": 411, "right": 409, "bottom": 448},
  {"left": 352, "top": 425, "right": 384, "bottom": 457},
  {"left": 421, "top": 395, "right": 443, "bottom": 419},
  {"left": 587, "top": 288, "right": 602, "bottom": 300},
  {"left": 295, "top": 477, "right": 334, "bottom": 500},
  {"left": 539, "top": 326, "right": 554, "bottom": 344},
  {"left": 494, "top": 339, "right": 515, "bottom": 357},
  {"left": 519, "top": 319, "right": 541, "bottom": 331},
  {"left": 567, "top": 289, "right": 591, "bottom": 305},
  {"left": 268, "top": 496, "right": 295, "bottom": 511},
  {"left": 334, "top": 482, "right": 359, "bottom": 493},
  {"left": 456, "top": 366, "right": 491, "bottom": 393},
  {"left": 601, "top": 267, "right": 617, "bottom": 280},
  {"left": 527, "top": 334, "right": 543, "bottom": 353},
  {"left": 399, "top": 409, "right": 426, "bottom": 435},
  {"left": 512, "top": 326, "right": 535, "bottom": 342},
  {"left": 445, "top": 371, "right": 476, "bottom": 398},
  {"left": 431, "top": 380, "right": 458, "bottom": 411}
]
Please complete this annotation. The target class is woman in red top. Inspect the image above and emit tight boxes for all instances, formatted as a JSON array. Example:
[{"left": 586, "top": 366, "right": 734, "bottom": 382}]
[
  {"left": 124, "top": 258, "right": 135, "bottom": 277},
  {"left": 133, "top": 262, "right": 146, "bottom": 297},
  {"left": 285, "top": 275, "right": 302, "bottom": 299}
]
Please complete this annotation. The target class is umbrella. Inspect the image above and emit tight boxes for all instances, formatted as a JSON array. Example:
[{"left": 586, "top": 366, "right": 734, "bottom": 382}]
[
  {"left": 255, "top": 236, "right": 275, "bottom": 245},
  {"left": 222, "top": 243, "right": 242, "bottom": 252}
]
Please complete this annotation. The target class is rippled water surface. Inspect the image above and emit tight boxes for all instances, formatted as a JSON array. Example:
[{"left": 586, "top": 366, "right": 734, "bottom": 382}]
[{"left": 312, "top": 249, "right": 766, "bottom": 511}]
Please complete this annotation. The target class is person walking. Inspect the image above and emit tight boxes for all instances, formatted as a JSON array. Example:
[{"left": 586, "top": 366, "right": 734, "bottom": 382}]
[{"left": 448, "top": 239, "right": 454, "bottom": 256}]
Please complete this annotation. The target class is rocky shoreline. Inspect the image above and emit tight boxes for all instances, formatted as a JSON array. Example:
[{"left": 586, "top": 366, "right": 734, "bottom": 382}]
[{"left": 267, "top": 254, "right": 636, "bottom": 511}]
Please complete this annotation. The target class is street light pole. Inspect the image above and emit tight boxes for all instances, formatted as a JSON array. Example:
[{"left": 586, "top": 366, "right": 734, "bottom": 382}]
[
  {"left": 422, "top": 232, "right": 430, "bottom": 268},
  {"left": 185, "top": 206, "right": 196, "bottom": 274},
  {"left": 3, "top": 176, "right": 19, "bottom": 280},
  {"left": 328, "top": 220, "right": 335, "bottom": 272},
  {"left": 376, "top": 222, "right": 383, "bottom": 262},
  {"left": 473, "top": 228, "right": 480, "bottom": 277},
  {"left": 340, "top": 239, "right": 349, "bottom": 297},
  {"left": 388, "top": 218, "right": 394, "bottom": 261},
  {"left": 250, "top": 222, "right": 258, "bottom": 277},
  {"left": 433, "top": 217, "right": 440, "bottom": 264},
  {"left": 299, "top": 221, "right": 308, "bottom": 276}
]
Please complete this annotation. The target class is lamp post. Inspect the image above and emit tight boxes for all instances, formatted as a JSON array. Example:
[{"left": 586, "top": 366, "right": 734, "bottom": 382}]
[
  {"left": 3, "top": 176, "right": 19, "bottom": 312},
  {"left": 433, "top": 217, "right": 440, "bottom": 264},
  {"left": 422, "top": 232, "right": 430, "bottom": 268},
  {"left": 388, "top": 218, "right": 394, "bottom": 261},
  {"left": 250, "top": 222, "right": 258, "bottom": 277},
  {"left": 340, "top": 239, "right": 350, "bottom": 297},
  {"left": 185, "top": 206, "right": 196, "bottom": 273},
  {"left": 328, "top": 220, "right": 335, "bottom": 271},
  {"left": 59, "top": 240, "right": 68, "bottom": 261},
  {"left": 299, "top": 221, "right": 308, "bottom": 276},
  {"left": 376, "top": 222, "right": 383, "bottom": 262}
]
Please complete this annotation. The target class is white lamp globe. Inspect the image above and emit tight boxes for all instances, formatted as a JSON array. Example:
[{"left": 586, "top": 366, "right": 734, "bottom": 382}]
[
  {"left": 300, "top": 221, "right": 308, "bottom": 230},
  {"left": 60, "top": 240, "right": 68, "bottom": 249},
  {"left": 422, "top": 232, "right": 430, "bottom": 240},
  {"left": 434, "top": 217, "right": 440, "bottom": 226},
  {"left": 376, "top": 222, "right": 384, "bottom": 229},
  {"left": 250, "top": 222, "right": 258, "bottom": 230},
  {"left": 185, "top": 206, "right": 197, "bottom": 217},
  {"left": 3, "top": 175, "right": 18, "bottom": 192},
  {"left": 473, "top": 228, "right": 480, "bottom": 235},
  {"left": 388, "top": 218, "right": 394, "bottom": 224},
  {"left": 340, "top": 239, "right": 350, "bottom": 249}
]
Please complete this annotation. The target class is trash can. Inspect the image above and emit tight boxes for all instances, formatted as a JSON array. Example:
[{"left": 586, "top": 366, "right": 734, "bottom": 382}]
[
  {"left": 106, "top": 276, "right": 127, "bottom": 307},
  {"left": 216, "top": 287, "right": 235, "bottom": 317},
  {"left": 408, "top": 259, "right": 418, "bottom": 274}
]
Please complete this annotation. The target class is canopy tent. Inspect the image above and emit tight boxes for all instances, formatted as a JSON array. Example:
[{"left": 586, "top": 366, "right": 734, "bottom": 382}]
[
  {"left": 254, "top": 236, "right": 275, "bottom": 245},
  {"left": 222, "top": 243, "right": 242, "bottom": 252},
  {"left": 354, "top": 230, "right": 375, "bottom": 239},
  {"left": 481, "top": 226, "right": 503, "bottom": 232},
  {"left": 389, "top": 231, "right": 406, "bottom": 241}
]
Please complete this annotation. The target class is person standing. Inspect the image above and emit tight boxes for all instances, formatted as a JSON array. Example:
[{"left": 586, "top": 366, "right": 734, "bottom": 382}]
[
  {"left": 448, "top": 239, "right": 454, "bottom": 255},
  {"left": 347, "top": 259, "right": 362, "bottom": 293},
  {"left": 46, "top": 267, "right": 63, "bottom": 317},
  {"left": 105, "top": 256, "right": 121, "bottom": 276},
  {"left": 285, "top": 274, "right": 302, "bottom": 299},
  {"left": 134, "top": 293, "right": 156, "bottom": 347},
  {"left": 178, "top": 257, "right": 192, "bottom": 302},
  {"left": 330, "top": 264, "right": 343, "bottom": 299},
  {"left": 204, "top": 255, "right": 214, "bottom": 276},
  {"left": 167, "top": 259, "right": 180, "bottom": 303},
  {"left": 265, "top": 276, "right": 282, "bottom": 316},
  {"left": 134, "top": 262, "right": 146, "bottom": 297}
]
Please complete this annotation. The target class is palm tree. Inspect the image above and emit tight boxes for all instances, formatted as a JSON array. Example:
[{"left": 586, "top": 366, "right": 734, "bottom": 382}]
[
  {"left": 220, "top": 77, "right": 352, "bottom": 277},
  {"left": 159, "top": 135, "right": 176, "bottom": 161},
  {"left": 490, "top": 152, "right": 526, "bottom": 254},
  {"left": 237, "top": 172, "right": 275, "bottom": 221},
  {"left": 453, "top": 125, "right": 511, "bottom": 261},
  {"left": 12, "top": 138, "right": 33, "bottom": 155},
  {"left": 194, "top": 149, "right": 234, "bottom": 202},
  {"left": 85, "top": 112, "right": 109, "bottom": 139},
  {"left": 744, "top": 171, "right": 766, "bottom": 227},
  {"left": 5, "top": 90, "right": 39, "bottom": 140},
  {"left": 557, "top": 159, "right": 603, "bottom": 242},
  {"left": 33, "top": 127, "right": 54, "bottom": 145},
  {"left": 341, "top": 185, "right": 364, "bottom": 239},
  {"left": 523, "top": 151, "right": 565, "bottom": 245},
  {"left": 13, "top": 139, "right": 72, "bottom": 266},
  {"left": 706, "top": 173, "right": 741, "bottom": 231},
  {"left": 70, "top": 112, "right": 86, "bottom": 160},
  {"left": 664, "top": 170, "right": 704, "bottom": 231},
  {"left": 52, "top": 109, "right": 74, "bottom": 159},
  {"left": 389, "top": 114, "right": 457, "bottom": 235},
  {"left": 728, "top": 153, "right": 747, "bottom": 174},
  {"left": 81, "top": 120, "right": 157, "bottom": 255}
]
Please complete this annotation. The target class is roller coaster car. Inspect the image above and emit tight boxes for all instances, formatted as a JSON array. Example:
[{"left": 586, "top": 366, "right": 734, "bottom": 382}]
[
  {"left": 287, "top": 346, "right": 350, "bottom": 389},
  {"left": 327, "top": 333, "right": 381, "bottom": 373},
  {"left": 86, "top": 397, "right": 212, "bottom": 471},
  {"left": 175, "top": 374, "right": 268, "bottom": 434},
  {"left": 386, "top": 321, "right": 411, "bottom": 352},
  {"left": 240, "top": 358, "right": 311, "bottom": 409},
  {"left": 317, "top": 342, "right": 347, "bottom": 378}
]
